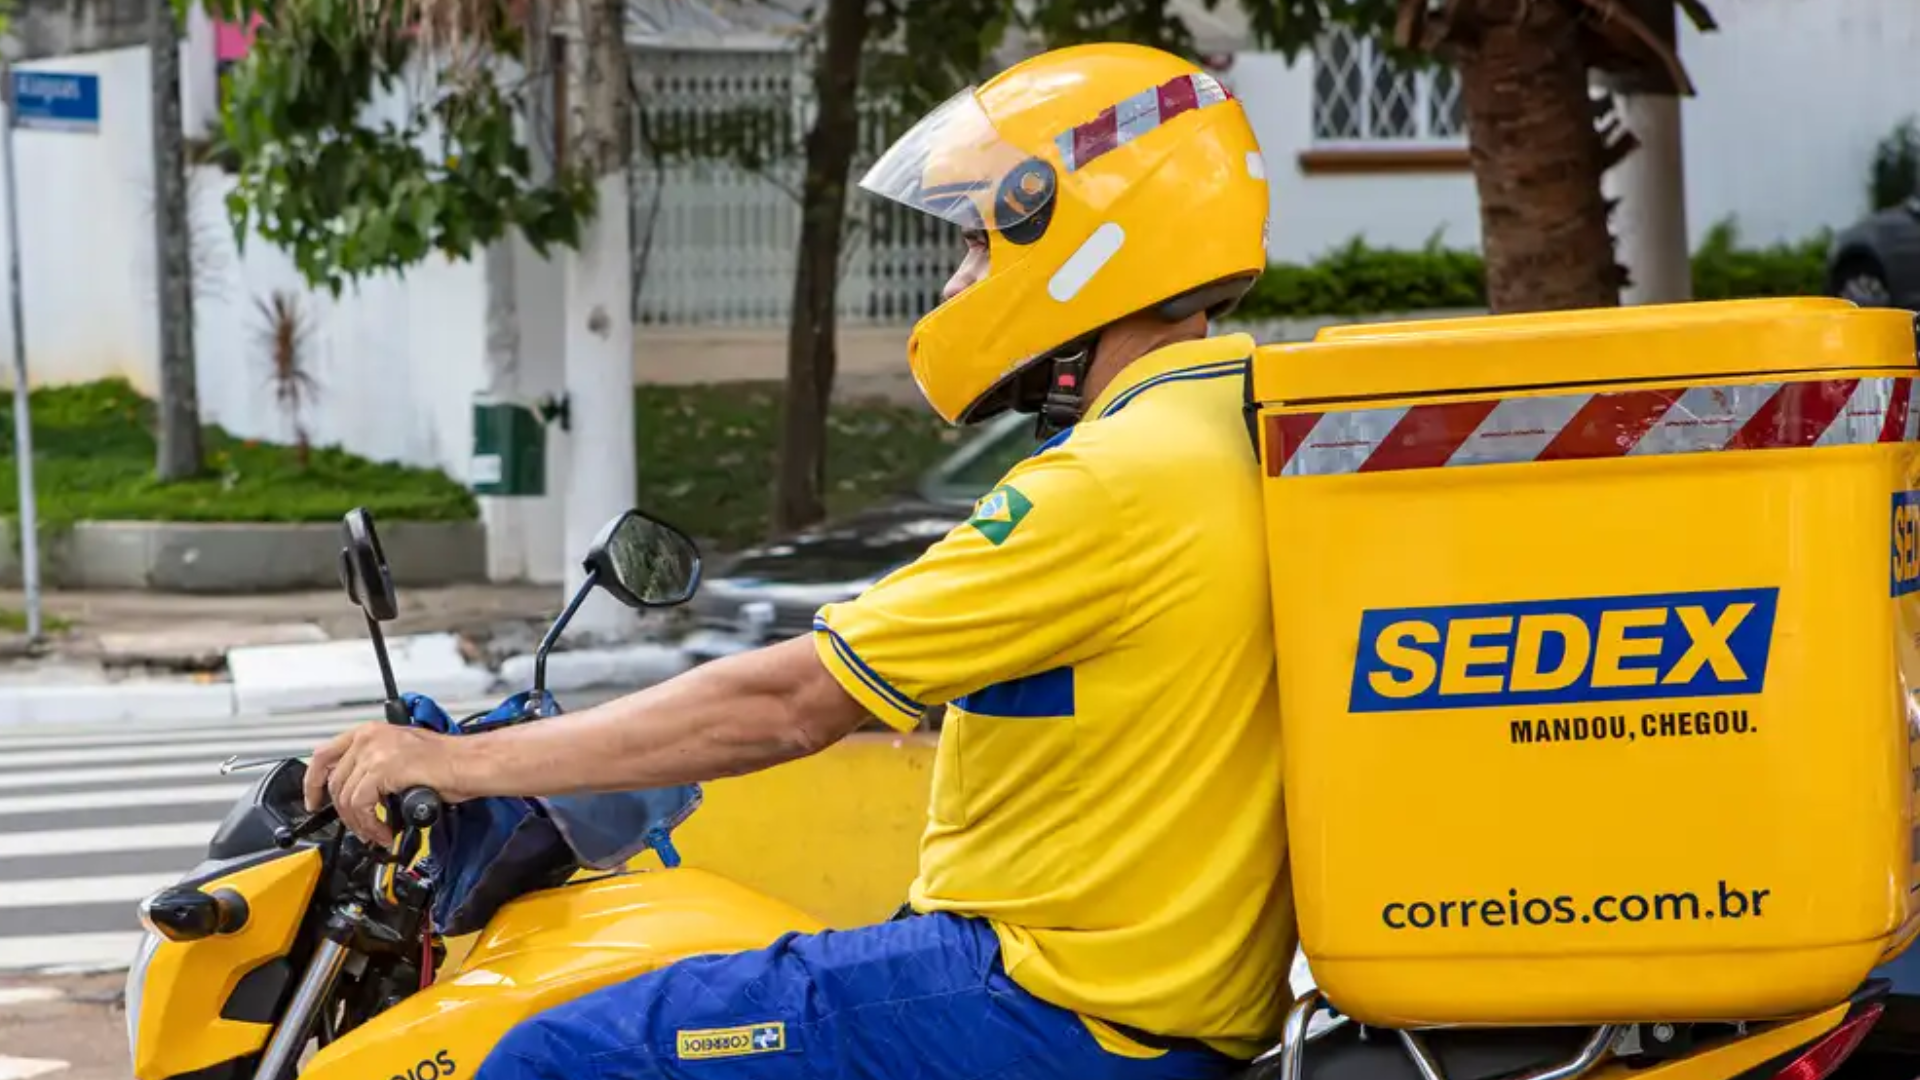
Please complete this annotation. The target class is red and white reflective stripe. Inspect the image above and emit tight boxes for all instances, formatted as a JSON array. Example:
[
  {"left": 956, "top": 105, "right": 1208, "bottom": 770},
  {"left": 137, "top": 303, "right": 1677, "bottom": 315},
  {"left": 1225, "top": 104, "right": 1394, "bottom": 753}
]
[
  {"left": 1267, "top": 377, "right": 1920, "bottom": 478},
  {"left": 1054, "top": 73, "right": 1232, "bottom": 173}
]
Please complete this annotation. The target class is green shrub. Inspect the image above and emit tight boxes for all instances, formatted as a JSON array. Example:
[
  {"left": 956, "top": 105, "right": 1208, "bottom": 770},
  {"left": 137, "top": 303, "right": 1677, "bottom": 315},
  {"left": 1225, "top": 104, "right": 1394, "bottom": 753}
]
[
  {"left": 1234, "top": 218, "right": 1835, "bottom": 320},
  {"left": 0, "top": 378, "right": 478, "bottom": 527},
  {"left": 1690, "top": 219, "right": 1830, "bottom": 301},
  {"left": 1871, "top": 116, "right": 1920, "bottom": 212}
]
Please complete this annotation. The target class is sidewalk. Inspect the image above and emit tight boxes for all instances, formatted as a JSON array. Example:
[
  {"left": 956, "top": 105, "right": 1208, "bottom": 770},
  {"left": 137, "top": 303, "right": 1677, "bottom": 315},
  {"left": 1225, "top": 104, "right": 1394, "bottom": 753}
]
[{"left": 0, "top": 585, "right": 693, "bottom": 726}]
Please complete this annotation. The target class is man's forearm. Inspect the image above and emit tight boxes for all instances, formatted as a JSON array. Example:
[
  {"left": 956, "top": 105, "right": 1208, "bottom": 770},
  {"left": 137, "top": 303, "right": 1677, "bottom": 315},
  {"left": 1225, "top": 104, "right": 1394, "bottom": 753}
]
[{"left": 446, "top": 635, "right": 870, "bottom": 800}]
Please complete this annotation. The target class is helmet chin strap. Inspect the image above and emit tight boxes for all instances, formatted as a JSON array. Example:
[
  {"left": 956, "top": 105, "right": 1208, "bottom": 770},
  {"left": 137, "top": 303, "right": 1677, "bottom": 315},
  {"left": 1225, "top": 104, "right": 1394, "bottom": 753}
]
[{"left": 1035, "top": 344, "right": 1093, "bottom": 439}]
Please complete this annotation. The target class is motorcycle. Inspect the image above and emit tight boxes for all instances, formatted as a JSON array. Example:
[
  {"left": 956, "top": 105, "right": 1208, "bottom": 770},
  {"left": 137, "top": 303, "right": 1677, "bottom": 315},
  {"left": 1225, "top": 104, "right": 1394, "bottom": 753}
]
[{"left": 125, "top": 506, "right": 1890, "bottom": 1080}]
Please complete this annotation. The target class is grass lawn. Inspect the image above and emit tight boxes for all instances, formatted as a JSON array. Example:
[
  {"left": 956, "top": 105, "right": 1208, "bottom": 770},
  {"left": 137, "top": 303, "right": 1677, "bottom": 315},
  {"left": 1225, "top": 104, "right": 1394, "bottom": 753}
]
[
  {"left": 0, "top": 607, "right": 69, "bottom": 633},
  {"left": 636, "top": 383, "right": 965, "bottom": 549},
  {"left": 0, "top": 379, "right": 478, "bottom": 526},
  {"left": 0, "top": 379, "right": 963, "bottom": 550}
]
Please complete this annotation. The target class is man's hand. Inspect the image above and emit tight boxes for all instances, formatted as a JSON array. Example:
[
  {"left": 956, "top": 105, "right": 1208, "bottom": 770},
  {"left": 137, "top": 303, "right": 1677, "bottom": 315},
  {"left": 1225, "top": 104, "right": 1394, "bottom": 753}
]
[{"left": 303, "top": 724, "right": 469, "bottom": 846}]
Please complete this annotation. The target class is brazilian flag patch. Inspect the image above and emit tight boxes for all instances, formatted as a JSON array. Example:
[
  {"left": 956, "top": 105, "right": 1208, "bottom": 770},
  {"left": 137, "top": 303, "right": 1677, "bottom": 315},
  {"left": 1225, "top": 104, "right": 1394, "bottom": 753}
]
[{"left": 969, "top": 485, "right": 1033, "bottom": 546}]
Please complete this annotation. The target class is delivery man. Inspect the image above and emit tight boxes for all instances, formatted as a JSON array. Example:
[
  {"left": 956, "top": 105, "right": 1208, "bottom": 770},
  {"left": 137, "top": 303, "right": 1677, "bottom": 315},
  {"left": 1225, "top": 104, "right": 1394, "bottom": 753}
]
[{"left": 303, "top": 40, "right": 1294, "bottom": 1080}]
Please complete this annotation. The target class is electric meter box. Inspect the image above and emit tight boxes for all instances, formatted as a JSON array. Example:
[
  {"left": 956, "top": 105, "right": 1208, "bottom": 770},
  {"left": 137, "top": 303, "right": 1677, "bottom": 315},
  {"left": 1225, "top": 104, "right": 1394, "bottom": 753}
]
[{"left": 1250, "top": 298, "right": 1920, "bottom": 1027}]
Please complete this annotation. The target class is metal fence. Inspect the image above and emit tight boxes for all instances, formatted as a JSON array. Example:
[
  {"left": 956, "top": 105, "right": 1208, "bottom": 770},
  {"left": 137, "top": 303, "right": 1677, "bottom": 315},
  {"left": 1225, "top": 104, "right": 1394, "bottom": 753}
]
[{"left": 628, "top": 46, "right": 958, "bottom": 329}]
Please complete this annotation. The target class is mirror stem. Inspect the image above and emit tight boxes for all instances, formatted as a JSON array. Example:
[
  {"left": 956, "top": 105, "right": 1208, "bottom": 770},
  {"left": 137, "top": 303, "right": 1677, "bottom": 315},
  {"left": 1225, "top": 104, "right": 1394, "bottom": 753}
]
[
  {"left": 535, "top": 568, "right": 600, "bottom": 695},
  {"left": 364, "top": 612, "right": 402, "bottom": 710}
]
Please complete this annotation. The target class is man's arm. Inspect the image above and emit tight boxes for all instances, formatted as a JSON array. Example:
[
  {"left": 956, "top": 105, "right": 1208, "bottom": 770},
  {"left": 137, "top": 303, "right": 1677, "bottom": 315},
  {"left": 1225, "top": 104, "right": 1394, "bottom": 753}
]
[{"left": 304, "top": 635, "right": 875, "bottom": 843}]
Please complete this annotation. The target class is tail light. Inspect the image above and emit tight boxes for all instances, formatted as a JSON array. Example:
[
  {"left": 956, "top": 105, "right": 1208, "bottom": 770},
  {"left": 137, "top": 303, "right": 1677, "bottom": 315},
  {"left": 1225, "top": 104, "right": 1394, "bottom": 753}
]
[{"left": 1769, "top": 1002, "right": 1885, "bottom": 1080}]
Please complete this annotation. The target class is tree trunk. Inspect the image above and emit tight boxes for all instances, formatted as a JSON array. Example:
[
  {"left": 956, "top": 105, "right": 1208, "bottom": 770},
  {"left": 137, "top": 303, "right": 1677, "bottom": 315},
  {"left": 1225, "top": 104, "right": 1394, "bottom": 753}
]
[
  {"left": 773, "top": 0, "right": 870, "bottom": 535},
  {"left": 1457, "top": 0, "right": 1621, "bottom": 312},
  {"left": 150, "top": 0, "right": 202, "bottom": 479}
]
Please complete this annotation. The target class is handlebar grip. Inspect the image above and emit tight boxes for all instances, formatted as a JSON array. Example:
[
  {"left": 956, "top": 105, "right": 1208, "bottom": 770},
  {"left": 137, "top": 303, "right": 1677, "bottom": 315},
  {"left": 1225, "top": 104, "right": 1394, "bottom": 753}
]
[{"left": 397, "top": 787, "right": 442, "bottom": 829}]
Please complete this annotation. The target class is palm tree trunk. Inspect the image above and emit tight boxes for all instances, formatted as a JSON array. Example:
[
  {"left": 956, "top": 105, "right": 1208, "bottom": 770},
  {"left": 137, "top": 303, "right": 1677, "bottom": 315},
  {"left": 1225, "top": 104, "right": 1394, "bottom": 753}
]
[
  {"left": 151, "top": 0, "right": 202, "bottom": 479},
  {"left": 1457, "top": 0, "right": 1621, "bottom": 312}
]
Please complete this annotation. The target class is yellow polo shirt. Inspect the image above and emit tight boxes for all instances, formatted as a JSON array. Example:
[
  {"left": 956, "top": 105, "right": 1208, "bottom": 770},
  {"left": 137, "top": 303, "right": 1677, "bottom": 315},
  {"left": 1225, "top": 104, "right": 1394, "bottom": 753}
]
[{"left": 811, "top": 333, "right": 1293, "bottom": 1058}]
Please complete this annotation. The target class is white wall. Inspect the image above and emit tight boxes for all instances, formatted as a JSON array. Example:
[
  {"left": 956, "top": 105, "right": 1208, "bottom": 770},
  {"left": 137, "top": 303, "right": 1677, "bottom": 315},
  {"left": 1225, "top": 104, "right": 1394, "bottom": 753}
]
[
  {"left": 0, "top": 42, "right": 509, "bottom": 482},
  {"left": 0, "top": 46, "right": 168, "bottom": 394},
  {"left": 1680, "top": 0, "right": 1920, "bottom": 245},
  {"left": 1228, "top": 0, "right": 1920, "bottom": 264},
  {"left": 1225, "top": 50, "right": 1482, "bottom": 264},
  {"left": 0, "top": 40, "right": 576, "bottom": 582}
]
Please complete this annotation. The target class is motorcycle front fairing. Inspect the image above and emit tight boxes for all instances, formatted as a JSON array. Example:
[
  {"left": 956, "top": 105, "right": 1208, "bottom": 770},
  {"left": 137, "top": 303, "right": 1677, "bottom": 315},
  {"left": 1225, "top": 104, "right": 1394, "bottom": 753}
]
[
  {"left": 125, "top": 689, "right": 729, "bottom": 1080},
  {"left": 126, "top": 760, "right": 330, "bottom": 1080}
]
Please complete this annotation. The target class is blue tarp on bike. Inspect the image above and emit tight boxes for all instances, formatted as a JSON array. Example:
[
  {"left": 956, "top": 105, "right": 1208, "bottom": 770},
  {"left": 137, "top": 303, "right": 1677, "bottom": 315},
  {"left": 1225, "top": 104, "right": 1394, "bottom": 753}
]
[{"left": 402, "top": 690, "right": 703, "bottom": 937}]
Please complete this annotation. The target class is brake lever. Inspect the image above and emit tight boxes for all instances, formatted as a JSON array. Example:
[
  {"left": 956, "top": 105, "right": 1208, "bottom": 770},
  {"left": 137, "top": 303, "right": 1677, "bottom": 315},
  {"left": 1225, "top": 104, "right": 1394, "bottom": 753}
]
[
  {"left": 274, "top": 804, "right": 339, "bottom": 848},
  {"left": 220, "top": 754, "right": 297, "bottom": 776}
]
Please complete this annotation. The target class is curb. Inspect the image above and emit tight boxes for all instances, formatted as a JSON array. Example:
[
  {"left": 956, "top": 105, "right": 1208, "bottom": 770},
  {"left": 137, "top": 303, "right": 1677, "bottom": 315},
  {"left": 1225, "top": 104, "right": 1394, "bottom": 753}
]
[
  {"left": 497, "top": 643, "right": 691, "bottom": 697},
  {"left": 0, "top": 681, "right": 236, "bottom": 727},
  {"left": 0, "top": 635, "right": 693, "bottom": 726}
]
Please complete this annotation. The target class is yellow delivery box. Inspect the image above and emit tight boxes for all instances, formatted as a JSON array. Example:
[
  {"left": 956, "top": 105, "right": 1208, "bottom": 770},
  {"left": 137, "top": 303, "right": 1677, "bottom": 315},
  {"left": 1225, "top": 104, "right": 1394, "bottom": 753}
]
[{"left": 1251, "top": 298, "right": 1920, "bottom": 1028}]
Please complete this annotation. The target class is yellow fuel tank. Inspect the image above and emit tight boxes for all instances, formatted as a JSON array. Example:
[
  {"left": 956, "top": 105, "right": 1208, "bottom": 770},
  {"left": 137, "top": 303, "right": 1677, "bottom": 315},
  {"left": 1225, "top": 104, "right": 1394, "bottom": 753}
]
[
  {"left": 302, "top": 868, "right": 822, "bottom": 1080},
  {"left": 1249, "top": 298, "right": 1920, "bottom": 1027}
]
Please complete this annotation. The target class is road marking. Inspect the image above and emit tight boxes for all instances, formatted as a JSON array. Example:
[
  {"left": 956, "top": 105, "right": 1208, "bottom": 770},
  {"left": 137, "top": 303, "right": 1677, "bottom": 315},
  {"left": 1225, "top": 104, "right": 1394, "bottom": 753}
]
[
  {"left": 0, "top": 987, "right": 62, "bottom": 1006},
  {"left": 0, "top": 1056, "right": 68, "bottom": 1080},
  {"left": 0, "top": 762, "right": 239, "bottom": 792},
  {"left": 0, "top": 823, "right": 215, "bottom": 859},
  {"left": 0, "top": 785, "right": 250, "bottom": 816},
  {"left": 0, "top": 737, "right": 323, "bottom": 771},
  {"left": 0, "top": 873, "right": 179, "bottom": 909},
  {"left": 0, "top": 932, "right": 144, "bottom": 972},
  {"left": 0, "top": 720, "right": 349, "bottom": 752}
]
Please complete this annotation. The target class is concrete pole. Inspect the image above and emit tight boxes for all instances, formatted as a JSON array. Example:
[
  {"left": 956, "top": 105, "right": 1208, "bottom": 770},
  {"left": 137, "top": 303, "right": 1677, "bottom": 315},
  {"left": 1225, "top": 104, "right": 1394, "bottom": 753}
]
[
  {"left": 555, "top": 0, "right": 639, "bottom": 642},
  {"left": 1599, "top": 0, "right": 1692, "bottom": 306},
  {"left": 1606, "top": 91, "right": 1691, "bottom": 305}
]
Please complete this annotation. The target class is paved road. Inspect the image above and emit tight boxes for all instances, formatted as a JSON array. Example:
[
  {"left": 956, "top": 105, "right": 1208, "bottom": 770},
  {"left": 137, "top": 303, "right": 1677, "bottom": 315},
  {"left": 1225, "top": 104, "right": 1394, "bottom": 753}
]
[
  {"left": 0, "top": 706, "right": 365, "bottom": 973},
  {"left": 0, "top": 690, "right": 628, "bottom": 974}
]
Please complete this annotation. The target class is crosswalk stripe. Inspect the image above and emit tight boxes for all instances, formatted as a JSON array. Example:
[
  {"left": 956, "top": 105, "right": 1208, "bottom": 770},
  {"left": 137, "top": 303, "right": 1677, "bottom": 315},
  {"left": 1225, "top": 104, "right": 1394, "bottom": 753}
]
[
  {"left": 0, "top": 720, "right": 351, "bottom": 753},
  {"left": 0, "top": 785, "right": 249, "bottom": 816},
  {"left": 0, "top": 762, "right": 248, "bottom": 792},
  {"left": 0, "top": 1056, "right": 70, "bottom": 1080},
  {"left": 0, "top": 931, "right": 145, "bottom": 972},
  {"left": 0, "top": 823, "right": 215, "bottom": 859},
  {"left": 0, "top": 737, "right": 324, "bottom": 772},
  {"left": 0, "top": 873, "right": 177, "bottom": 908}
]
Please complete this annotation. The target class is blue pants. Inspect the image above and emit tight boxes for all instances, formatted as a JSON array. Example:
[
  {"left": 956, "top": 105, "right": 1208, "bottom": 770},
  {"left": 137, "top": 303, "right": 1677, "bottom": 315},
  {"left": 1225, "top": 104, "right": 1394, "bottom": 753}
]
[{"left": 473, "top": 911, "right": 1243, "bottom": 1080}]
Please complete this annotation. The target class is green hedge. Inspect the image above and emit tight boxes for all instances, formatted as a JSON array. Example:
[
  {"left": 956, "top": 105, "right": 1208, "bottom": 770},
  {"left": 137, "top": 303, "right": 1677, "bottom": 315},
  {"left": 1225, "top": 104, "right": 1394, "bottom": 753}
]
[
  {"left": 0, "top": 378, "right": 478, "bottom": 527},
  {"left": 1234, "top": 219, "right": 1833, "bottom": 320}
]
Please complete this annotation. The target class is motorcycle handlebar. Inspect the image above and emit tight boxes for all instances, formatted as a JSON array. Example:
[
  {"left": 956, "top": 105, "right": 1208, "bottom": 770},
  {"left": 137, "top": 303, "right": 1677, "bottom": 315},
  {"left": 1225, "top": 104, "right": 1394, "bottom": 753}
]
[{"left": 396, "top": 786, "right": 442, "bottom": 830}]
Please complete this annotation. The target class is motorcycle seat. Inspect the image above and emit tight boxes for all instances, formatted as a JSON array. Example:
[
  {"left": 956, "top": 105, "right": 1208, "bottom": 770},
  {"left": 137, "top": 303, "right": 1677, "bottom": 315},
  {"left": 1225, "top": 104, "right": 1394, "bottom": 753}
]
[{"left": 1292, "top": 1022, "right": 1594, "bottom": 1080}]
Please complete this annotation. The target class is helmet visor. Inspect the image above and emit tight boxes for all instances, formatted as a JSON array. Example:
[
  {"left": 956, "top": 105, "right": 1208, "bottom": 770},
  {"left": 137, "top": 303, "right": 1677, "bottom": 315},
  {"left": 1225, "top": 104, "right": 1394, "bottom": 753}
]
[{"left": 859, "top": 86, "right": 1051, "bottom": 234}]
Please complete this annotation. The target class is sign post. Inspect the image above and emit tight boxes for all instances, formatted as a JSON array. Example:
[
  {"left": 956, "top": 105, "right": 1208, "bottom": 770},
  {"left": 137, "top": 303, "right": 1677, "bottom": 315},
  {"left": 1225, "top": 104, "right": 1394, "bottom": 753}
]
[{"left": 1, "top": 67, "right": 98, "bottom": 641}]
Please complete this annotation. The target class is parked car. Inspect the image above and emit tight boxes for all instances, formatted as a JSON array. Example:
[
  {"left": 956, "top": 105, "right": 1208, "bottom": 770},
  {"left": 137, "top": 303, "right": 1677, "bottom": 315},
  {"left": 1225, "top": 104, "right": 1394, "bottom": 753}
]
[
  {"left": 679, "top": 410, "right": 1039, "bottom": 664},
  {"left": 1827, "top": 196, "right": 1920, "bottom": 309}
]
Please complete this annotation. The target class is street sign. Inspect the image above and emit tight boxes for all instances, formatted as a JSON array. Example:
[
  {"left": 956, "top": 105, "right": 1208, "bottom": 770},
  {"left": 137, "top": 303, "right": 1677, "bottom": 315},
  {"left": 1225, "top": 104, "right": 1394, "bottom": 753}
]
[{"left": 10, "top": 72, "right": 100, "bottom": 133}]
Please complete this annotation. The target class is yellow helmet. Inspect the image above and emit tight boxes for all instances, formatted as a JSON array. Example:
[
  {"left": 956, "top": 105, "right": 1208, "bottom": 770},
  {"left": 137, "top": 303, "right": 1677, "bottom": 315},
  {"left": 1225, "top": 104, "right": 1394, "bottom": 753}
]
[{"left": 859, "top": 42, "right": 1270, "bottom": 426}]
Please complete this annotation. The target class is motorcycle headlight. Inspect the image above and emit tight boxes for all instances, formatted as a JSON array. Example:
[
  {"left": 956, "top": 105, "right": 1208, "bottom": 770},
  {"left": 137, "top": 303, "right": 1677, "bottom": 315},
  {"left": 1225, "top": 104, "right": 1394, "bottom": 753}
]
[{"left": 124, "top": 930, "right": 161, "bottom": 1068}]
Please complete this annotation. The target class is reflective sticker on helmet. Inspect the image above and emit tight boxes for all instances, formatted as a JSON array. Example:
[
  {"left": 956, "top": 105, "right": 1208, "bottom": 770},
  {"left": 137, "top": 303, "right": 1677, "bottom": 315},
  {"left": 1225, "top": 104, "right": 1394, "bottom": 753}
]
[
  {"left": 1048, "top": 223, "right": 1126, "bottom": 303},
  {"left": 1053, "top": 73, "right": 1236, "bottom": 173}
]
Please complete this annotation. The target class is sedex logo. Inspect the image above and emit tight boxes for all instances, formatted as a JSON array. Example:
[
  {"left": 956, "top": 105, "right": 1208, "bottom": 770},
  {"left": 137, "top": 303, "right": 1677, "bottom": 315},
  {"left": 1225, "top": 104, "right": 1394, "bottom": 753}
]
[
  {"left": 1894, "top": 492, "right": 1920, "bottom": 598},
  {"left": 1350, "top": 588, "right": 1779, "bottom": 713}
]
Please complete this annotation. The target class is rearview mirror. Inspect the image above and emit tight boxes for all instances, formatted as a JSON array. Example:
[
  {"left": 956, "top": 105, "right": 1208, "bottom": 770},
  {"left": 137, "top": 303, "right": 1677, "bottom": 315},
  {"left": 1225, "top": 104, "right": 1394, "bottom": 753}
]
[
  {"left": 338, "top": 508, "right": 398, "bottom": 622},
  {"left": 583, "top": 510, "right": 701, "bottom": 609}
]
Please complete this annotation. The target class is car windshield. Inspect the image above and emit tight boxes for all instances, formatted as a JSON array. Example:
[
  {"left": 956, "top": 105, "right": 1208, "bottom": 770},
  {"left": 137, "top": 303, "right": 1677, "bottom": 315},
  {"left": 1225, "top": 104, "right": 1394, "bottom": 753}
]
[{"left": 919, "top": 414, "right": 1040, "bottom": 504}]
